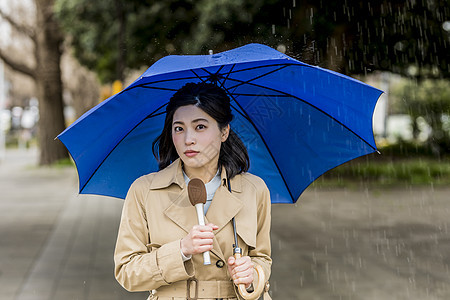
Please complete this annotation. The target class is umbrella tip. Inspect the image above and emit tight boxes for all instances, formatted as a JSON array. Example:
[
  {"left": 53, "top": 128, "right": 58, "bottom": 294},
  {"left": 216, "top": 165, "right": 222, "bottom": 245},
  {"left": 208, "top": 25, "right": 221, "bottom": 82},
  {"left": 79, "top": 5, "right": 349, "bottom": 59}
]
[{"left": 209, "top": 50, "right": 213, "bottom": 55}]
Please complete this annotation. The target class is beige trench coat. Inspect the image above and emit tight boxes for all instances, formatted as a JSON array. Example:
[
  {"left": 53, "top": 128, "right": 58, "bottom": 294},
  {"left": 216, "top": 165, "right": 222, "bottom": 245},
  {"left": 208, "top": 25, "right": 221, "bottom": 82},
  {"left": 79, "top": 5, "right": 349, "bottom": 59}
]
[{"left": 114, "top": 158, "right": 272, "bottom": 300}]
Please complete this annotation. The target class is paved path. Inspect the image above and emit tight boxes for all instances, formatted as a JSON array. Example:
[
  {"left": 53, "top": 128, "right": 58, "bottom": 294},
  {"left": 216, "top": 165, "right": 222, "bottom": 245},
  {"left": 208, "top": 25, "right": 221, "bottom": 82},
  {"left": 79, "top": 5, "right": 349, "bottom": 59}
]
[
  {"left": 0, "top": 149, "right": 146, "bottom": 300},
  {"left": 1, "top": 148, "right": 449, "bottom": 299},
  {"left": 271, "top": 186, "right": 450, "bottom": 299}
]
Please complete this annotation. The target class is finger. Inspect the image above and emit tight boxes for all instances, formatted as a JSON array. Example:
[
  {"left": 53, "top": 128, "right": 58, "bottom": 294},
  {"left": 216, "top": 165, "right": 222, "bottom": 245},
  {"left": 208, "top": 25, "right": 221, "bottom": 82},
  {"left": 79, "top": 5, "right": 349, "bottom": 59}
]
[
  {"left": 193, "top": 225, "right": 214, "bottom": 232},
  {"left": 233, "top": 274, "right": 253, "bottom": 286},
  {"left": 232, "top": 263, "right": 253, "bottom": 275},
  {"left": 232, "top": 271, "right": 253, "bottom": 280},
  {"left": 191, "top": 231, "right": 215, "bottom": 239},
  {"left": 198, "top": 244, "right": 214, "bottom": 251},
  {"left": 193, "top": 238, "right": 214, "bottom": 247},
  {"left": 230, "top": 259, "right": 253, "bottom": 276},
  {"left": 227, "top": 256, "right": 235, "bottom": 266},
  {"left": 208, "top": 223, "right": 219, "bottom": 230},
  {"left": 201, "top": 226, "right": 218, "bottom": 233},
  {"left": 234, "top": 256, "right": 252, "bottom": 267},
  {"left": 191, "top": 245, "right": 213, "bottom": 254}
]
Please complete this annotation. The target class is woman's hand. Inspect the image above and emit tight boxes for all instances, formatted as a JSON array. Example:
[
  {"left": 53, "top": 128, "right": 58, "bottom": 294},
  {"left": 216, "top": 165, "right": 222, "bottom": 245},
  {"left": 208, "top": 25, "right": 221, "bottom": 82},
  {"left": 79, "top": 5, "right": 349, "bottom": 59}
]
[
  {"left": 180, "top": 223, "right": 218, "bottom": 256},
  {"left": 227, "top": 255, "right": 254, "bottom": 289}
]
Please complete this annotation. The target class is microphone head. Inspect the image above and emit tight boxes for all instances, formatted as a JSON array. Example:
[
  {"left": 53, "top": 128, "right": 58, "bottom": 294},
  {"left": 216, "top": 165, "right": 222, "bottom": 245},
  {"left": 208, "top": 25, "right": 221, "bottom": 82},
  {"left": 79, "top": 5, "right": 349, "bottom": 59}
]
[{"left": 187, "top": 178, "right": 207, "bottom": 206}]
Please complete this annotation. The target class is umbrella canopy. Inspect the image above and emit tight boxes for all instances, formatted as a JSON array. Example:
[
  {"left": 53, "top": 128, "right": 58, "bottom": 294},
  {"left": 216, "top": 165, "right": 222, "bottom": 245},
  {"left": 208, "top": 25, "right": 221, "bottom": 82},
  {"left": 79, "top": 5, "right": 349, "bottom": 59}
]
[{"left": 58, "top": 43, "right": 383, "bottom": 204}]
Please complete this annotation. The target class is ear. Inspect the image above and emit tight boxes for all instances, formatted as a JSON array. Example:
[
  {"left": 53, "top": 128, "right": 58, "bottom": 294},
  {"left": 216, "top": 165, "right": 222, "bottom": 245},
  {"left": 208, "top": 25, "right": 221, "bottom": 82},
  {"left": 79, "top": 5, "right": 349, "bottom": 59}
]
[{"left": 221, "top": 124, "right": 230, "bottom": 142}]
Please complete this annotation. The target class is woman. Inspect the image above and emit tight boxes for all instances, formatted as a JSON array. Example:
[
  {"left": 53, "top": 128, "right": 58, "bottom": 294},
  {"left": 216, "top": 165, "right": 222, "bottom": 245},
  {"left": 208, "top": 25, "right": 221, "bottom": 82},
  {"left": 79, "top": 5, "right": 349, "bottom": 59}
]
[{"left": 114, "top": 82, "right": 272, "bottom": 300}]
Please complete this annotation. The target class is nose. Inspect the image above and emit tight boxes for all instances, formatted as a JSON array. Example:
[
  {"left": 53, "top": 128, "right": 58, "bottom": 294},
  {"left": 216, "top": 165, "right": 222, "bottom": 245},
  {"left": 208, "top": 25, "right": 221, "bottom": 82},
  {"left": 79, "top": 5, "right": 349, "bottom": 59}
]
[{"left": 184, "top": 128, "right": 196, "bottom": 145}]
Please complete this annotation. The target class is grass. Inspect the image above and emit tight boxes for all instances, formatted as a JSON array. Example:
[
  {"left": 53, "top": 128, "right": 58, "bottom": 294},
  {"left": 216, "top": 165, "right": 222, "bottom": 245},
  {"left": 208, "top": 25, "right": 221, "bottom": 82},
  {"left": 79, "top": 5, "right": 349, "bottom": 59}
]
[
  {"left": 313, "top": 156, "right": 450, "bottom": 189},
  {"left": 51, "top": 157, "right": 75, "bottom": 168}
]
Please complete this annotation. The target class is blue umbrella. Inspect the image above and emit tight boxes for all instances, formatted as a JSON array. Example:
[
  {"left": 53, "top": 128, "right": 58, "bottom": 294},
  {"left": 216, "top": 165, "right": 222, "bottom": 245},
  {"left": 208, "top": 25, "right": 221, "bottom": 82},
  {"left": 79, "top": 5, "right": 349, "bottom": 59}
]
[{"left": 58, "top": 43, "right": 382, "bottom": 204}]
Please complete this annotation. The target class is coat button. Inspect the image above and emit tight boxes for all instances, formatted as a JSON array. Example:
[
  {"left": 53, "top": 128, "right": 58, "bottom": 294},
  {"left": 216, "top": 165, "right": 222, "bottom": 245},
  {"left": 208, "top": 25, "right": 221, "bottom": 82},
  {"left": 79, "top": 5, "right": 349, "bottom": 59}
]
[{"left": 216, "top": 260, "right": 225, "bottom": 268}]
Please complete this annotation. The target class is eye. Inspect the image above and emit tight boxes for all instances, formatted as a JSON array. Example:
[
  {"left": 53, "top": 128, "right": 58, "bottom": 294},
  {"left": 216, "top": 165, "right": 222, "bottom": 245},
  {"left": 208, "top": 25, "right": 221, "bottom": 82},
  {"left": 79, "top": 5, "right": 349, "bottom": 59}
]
[
  {"left": 196, "top": 124, "right": 207, "bottom": 130},
  {"left": 174, "top": 126, "right": 183, "bottom": 132}
]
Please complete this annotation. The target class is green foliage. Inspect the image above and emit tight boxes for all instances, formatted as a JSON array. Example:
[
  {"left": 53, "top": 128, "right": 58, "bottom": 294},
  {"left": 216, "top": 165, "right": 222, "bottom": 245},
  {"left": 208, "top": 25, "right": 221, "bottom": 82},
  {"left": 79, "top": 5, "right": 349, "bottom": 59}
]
[
  {"left": 54, "top": 0, "right": 450, "bottom": 83},
  {"left": 392, "top": 79, "right": 450, "bottom": 155},
  {"left": 54, "top": 0, "right": 275, "bottom": 83},
  {"left": 51, "top": 157, "right": 75, "bottom": 168},
  {"left": 316, "top": 156, "right": 450, "bottom": 188},
  {"left": 315, "top": 141, "right": 450, "bottom": 189}
]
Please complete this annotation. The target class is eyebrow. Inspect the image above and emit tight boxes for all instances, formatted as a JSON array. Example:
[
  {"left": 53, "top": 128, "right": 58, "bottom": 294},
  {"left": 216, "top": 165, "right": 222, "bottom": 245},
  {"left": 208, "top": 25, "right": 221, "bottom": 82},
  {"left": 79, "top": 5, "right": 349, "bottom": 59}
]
[{"left": 173, "top": 118, "right": 209, "bottom": 125}]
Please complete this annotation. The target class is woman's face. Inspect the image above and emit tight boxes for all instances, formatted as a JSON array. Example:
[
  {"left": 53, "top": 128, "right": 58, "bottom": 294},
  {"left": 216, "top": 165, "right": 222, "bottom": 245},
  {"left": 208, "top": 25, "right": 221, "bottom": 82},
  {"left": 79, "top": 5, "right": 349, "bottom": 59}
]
[{"left": 172, "top": 105, "right": 229, "bottom": 171}]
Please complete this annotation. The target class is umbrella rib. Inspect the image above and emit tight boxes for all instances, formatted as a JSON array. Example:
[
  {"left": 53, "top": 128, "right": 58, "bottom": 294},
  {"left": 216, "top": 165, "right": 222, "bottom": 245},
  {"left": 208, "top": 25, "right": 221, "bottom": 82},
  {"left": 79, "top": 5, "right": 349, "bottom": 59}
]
[
  {"left": 141, "top": 86, "right": 178, "bottom": 91},
  {"left": 226, "top": 92, "right": 296, "bottom": 202},
  {"left": 225, "top": 73, "right": 378, "bottom": 153},
  {"left": 122, "top": 75, "right": 200, "bottom": 92},
  {"left": 219, "top": 64, "right": 236, "bottom": 89},
  {"left": 230, "top": 93, "right": 291, "bottom": 97},
  {"left": 79, "top": 102, "right": 168, "bottom": 194},
  {"left": 212, "top": 62, "right": 301, "bottom": 78},
  {"left": 127, "top": 63, "right": 301, "bottom": 91},
  {"left": 226, "top": 65, "right": 289, "bottom": 91},
  {"left": 190, "top": 69, "right": 207, "bottom": 83},
  {"left": 144, "top": 110, "right": 166, "bottom": 119},
  {"left": 200, "top": 64, "right": 286, "bottom": 93},
  {"left": 200, "top": 65, "right": 225, "bottom": 85},
  {"left": 230, "top": 103, "right": 251, "bottom": 122},
  {"left": 222, "top": 62, "right": 304, "bottom": 76}
]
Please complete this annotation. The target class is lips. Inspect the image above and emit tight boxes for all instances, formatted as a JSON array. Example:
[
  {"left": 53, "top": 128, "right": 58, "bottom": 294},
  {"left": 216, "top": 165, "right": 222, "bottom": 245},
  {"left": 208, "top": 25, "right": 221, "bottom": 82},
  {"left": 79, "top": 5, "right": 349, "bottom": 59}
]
[{"left": 184, "top": 150, "right": 199, "bottom": 157}]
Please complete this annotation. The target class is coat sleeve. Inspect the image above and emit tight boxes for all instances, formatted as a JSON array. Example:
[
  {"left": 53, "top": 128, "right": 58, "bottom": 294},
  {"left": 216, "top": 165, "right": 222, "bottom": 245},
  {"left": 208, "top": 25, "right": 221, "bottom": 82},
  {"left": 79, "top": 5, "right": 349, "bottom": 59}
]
[
  {"left": 249, "top": 179, "right": 272, "bottom": 285},
  {"left": 114, "top": 176, "right": 194, "bottom": 292}
]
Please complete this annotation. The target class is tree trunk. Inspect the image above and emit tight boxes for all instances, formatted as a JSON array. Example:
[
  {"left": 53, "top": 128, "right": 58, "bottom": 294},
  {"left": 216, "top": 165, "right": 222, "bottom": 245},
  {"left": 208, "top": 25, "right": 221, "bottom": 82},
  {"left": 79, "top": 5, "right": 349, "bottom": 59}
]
[{"left": 35, "top": 0, "right": 68, "bottom": 165}]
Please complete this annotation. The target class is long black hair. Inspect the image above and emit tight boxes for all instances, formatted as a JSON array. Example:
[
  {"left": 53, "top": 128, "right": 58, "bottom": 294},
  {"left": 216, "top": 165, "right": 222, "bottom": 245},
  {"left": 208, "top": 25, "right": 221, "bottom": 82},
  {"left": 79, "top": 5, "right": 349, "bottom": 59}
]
[{"left": 152, "top": 82, "right": 249, "bottom": 179}]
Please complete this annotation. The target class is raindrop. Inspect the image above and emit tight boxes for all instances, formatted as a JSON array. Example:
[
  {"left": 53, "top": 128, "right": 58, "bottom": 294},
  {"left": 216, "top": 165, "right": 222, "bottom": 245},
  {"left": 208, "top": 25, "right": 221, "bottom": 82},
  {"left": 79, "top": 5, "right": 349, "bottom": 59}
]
[
  {"left": 272, "top": 24, "right": 276, "bottom": 35},
  {"left": 277, "top": 44, "right": 287, "bottom": 53},
  {"left": 292, "top": 0, "right": 296, "bottom": 8},
  {"left": 443, "top": 21, "right": 450, "bottom": 32}
]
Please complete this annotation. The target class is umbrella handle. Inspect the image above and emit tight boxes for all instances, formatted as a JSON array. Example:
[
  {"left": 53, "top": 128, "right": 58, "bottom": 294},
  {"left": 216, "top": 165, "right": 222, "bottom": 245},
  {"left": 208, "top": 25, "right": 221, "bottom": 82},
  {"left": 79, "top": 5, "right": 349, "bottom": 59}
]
[{"left": 234, "top": 252, "right": 265, "bottom": 300}]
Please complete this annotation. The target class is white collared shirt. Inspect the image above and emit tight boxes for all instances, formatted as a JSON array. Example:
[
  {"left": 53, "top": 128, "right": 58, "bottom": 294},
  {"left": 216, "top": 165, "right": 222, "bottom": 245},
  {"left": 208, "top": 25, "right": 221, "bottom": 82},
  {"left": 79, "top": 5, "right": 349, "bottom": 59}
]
[{"left": 183, "top": 168, "right": 221, "bottom": 214}]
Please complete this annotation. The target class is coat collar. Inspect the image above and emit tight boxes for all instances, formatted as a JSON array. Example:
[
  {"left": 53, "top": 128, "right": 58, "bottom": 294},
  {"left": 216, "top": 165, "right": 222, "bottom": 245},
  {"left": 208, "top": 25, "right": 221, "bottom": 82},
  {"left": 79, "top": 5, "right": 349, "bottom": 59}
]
[
  {"left": 149, "top": 158, "right": 242, "bottom": 193},
  {"left": 156, "top": 158, "right": 245, "bottom": 261}
]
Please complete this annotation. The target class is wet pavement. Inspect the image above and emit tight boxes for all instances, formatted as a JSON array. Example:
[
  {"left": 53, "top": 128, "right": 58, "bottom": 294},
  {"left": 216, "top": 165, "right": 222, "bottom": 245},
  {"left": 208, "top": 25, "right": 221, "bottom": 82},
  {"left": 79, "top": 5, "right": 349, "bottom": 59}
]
[{"left": 1, "top": 148, "right": 449, "bottom": 299}]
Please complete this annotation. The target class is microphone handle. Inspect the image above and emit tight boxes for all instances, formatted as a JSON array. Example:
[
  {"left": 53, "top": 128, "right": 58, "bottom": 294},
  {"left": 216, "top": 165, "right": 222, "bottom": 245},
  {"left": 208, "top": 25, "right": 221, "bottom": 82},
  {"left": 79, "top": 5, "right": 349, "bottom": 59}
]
[{"left": 195, "top": 203, "right": 211, "bottom": 265}]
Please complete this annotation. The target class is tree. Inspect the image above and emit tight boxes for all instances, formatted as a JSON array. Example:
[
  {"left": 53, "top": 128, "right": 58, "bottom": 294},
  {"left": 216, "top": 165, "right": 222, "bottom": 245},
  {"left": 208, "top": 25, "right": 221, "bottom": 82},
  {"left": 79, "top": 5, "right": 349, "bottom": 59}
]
[
  {"left": 283, "top": 0, "right": 450, "bottom": 78},
  {"left": 55, "top": 0, "right": 449, "bottom": 83},
  {"left": 397, "top": 79, "right": 450, "bottom": 156},
  {"left": 0, "top": 0, "right": 68, "bottom": 165}
]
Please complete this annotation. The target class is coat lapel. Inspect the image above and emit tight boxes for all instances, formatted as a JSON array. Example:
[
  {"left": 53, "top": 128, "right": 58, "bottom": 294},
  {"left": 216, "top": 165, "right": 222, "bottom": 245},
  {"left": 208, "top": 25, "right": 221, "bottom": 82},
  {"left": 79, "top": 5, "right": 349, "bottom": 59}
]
[
  {"left": 152, "top": 160, "right": 248, "bottom": 262},
  {"left": 204, "top": 170, "right": 244, "bottom": 261},
  {"left": 205, "top": 166, "right": 243, "bottom": 233},
  {"left": 163, "top": 190, "right": 198, "bottom": 234},
  {"left": 205, "top": 185, "right": 243, "bottom": 233}
]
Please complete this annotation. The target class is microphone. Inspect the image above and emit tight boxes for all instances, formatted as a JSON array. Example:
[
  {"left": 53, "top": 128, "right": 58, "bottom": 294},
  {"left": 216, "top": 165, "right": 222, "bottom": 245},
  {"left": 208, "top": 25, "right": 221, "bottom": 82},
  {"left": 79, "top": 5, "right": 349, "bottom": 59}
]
[{"left": 187, "top": 178, "right": 211, "bottom": 265}]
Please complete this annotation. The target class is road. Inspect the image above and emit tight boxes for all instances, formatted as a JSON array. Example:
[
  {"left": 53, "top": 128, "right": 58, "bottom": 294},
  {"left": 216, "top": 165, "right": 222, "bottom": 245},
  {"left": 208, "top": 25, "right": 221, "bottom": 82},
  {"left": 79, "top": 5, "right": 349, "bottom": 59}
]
[{"left": 1, "top": 148, "right": 449, "bottom": 299}]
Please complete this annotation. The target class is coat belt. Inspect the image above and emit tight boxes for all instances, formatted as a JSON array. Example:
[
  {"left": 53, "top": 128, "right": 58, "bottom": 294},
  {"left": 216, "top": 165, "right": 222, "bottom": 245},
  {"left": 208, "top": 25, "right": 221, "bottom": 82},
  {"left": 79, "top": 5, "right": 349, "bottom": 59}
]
[{"left": 154, "top": 279, "right": 237, "bottom": 299}]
